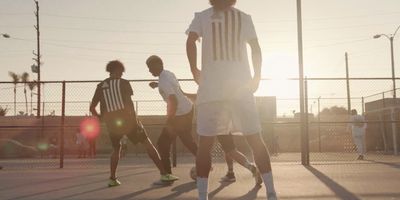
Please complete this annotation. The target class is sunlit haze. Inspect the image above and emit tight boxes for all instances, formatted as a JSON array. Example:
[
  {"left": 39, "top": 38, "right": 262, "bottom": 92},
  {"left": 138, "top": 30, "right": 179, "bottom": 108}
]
[{"left": 1, "top": 0, "right": 400, "bottom": 116}]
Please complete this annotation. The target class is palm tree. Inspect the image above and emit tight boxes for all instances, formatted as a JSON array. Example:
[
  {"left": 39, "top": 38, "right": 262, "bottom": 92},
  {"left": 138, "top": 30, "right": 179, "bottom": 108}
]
[
  {"left": 28, "top": 80, "right": 37, "bottom": 115},
  {"left": 0, "top": 106, "right": 8, "bottom": 116},
  {"left": 21, "top": 72, "right": 30, "bottom": 115},
  {"left": 8, "top": 71, "right": 20, "bottom": 115}
]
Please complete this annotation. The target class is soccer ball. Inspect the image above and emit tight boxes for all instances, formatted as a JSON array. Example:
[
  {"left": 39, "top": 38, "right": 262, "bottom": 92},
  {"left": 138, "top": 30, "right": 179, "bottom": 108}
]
[{"left": 190, "top": 166, "right": 197, "bottom": 181}]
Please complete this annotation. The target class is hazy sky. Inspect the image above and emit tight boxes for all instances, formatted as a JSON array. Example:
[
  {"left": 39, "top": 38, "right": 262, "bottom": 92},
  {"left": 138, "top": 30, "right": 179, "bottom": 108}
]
[{"left": 1, "top": 0, "right": 400, "bottom": 115}]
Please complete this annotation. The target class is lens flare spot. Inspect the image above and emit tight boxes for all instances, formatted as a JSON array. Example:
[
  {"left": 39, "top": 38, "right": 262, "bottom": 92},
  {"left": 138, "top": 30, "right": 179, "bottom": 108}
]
[
  {"left": 37, "top": 143, "right": 49, "bottom": 151},
  {"left": 115, "top": 119, "right": 123, "bottom": 127},
  {"left": 80, "top": 117, "right": 100, "bottom": 139}
]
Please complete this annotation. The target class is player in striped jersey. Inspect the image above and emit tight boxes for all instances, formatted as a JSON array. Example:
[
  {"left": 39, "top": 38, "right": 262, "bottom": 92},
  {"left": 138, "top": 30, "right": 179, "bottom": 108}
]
[
  {"left": 90, "top": 60, "right": 178, "bottom": 187},
  {"left": 186, "top": 0, "right": 277, "bottom": 199}
]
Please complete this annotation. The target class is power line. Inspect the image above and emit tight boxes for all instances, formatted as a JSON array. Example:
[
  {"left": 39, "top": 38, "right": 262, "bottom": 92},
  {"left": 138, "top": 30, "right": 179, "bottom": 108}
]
[
  {"left": 40, "top": 11, "right": 400, "bottom": 23},
  {"left": 42, "top": 26, "right": 182, "bottom": 34},
  {"left": 41, "top": 42, "right": 185, "bottom": 55},
  {"left": 41, "top": 13, "right": 188, "bottom": 23}
]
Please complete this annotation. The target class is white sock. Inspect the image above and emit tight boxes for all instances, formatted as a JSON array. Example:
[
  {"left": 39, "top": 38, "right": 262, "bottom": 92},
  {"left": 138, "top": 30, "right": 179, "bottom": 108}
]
[
  {"left": 262, "top": 172, "right": 276, "bottom": 197},
  {"left": 196, "top": 177, "right": 209, "bottom": 200}
]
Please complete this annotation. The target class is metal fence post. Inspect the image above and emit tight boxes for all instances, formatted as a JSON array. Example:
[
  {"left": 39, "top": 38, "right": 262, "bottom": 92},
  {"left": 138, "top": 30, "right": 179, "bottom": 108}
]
[
  {"left": 345, "top": 52, "right": 351, "bottom": 114},
  {"left": 391, "top": 108, "right": 398, "bottom": 155},
  {"left": 303, "top": 77, "right": 310, "bottom": 164},
  {"left": 60, "top": 81, "right": 65, "bottom": 168}
]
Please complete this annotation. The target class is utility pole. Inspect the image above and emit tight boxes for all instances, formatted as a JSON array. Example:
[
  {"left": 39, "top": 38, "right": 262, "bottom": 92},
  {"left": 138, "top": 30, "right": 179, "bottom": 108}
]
[
  {"left": 33, "top": 0, "right": 41, "bottom": 118},
  {"left": 296, "top": 0, "right": 309, "bottom": 165},
  {"left": 345, "top": 52, "right": 351, "bottom": 114}
]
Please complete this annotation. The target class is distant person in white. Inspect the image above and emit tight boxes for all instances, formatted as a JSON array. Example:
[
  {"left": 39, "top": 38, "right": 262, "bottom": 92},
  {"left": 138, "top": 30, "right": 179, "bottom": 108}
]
[
  {"left": 349, "top": 109, "right": 367, "bottom": 160},
  {"left": 186, "top": 0, "right": 277, "bottom": 199}
]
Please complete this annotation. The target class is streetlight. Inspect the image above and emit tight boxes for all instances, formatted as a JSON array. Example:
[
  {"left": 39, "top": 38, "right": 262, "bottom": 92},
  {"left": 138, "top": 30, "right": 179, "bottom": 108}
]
[{"left": 373, "top": 25, "right": 400, "bottom": 98}]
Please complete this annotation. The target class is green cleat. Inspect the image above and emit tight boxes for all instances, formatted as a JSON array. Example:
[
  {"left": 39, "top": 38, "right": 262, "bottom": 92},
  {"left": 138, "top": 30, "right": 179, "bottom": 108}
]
[
  {"left": 108, "top": 178, "right": 121, "bottom": 187},
  {"left": 161, "top": 174, "right": 179, "bottom": 182}
]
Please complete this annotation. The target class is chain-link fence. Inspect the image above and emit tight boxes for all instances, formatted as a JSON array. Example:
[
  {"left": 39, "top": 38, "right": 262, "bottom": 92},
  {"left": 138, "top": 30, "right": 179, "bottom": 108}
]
[{"left": 1, "top": 78, "right": 400, "bottom": 168}]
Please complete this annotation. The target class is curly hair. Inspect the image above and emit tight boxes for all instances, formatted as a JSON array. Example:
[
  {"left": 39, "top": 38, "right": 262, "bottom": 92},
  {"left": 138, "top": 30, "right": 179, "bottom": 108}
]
[
  {"left": 106, "top": 60, "right": 125, "bottom": 73},
  {"left": 209, "top": 0, "right": 236, "bottom": 7}
]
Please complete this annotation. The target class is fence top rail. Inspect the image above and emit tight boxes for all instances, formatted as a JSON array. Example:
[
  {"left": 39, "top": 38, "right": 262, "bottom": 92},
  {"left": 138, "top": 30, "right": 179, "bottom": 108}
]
[{"left": 1, "top": 77, "right": 400, "bottom": 84}]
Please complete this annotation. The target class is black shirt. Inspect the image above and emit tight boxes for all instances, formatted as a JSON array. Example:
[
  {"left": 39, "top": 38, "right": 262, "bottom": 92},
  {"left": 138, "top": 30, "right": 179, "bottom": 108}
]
[{"left": 91, "top": 78, "right": 134, "bottom": 116}]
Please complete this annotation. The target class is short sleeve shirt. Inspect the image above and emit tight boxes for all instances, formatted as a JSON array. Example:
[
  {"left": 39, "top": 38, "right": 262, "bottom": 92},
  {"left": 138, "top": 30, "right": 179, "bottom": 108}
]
[
  {"left": 350, "top": 114, "right": 366, "bottom": 129},
  {"left": 186, "top": 7, "right": 258, "bottom": 104},
  {"left": 158, "top": 70, "right": 193, "bottom": 116},
  {"left": 91, "top": 78, "right": 133, "bottom": 115}
]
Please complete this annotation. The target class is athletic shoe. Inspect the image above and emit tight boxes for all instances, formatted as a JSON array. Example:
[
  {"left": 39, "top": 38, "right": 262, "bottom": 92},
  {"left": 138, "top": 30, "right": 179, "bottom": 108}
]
[
  {"left": 161, "top": 174, "right": 179, "bottom": 182},
  {"left": 220, "top": 172, "right": 236, "bottom": 182},
  {"left": 250, "top": 165, "right": 263, "bottom": 186},
  {"left": 267, "top": 192, "right": 278, "bottom": 200},
  {"left": 357, "top": 155, "right": 364, "bottom": 160},
  {"left": 108, "top": 178, "right": 121, "bottom": 187}
]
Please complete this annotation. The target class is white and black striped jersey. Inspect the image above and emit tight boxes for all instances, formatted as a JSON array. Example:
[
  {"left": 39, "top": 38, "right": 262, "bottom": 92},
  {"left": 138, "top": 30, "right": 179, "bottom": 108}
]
[
  {"left": 186, "top": 7, "right": 258, "bottom": 103},
  {"left": 91, "top": 78, "right": 133, "bottom": 114}
]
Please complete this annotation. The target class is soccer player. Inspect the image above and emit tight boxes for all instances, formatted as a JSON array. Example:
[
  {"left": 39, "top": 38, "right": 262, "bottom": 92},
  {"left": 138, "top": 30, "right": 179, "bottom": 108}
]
[
  {"left": 146, "top": 55, "right": 198, "bottom": 176},
  {"left": 186, "top": 0, "right": 277, "bottom": 199},
  {"left": 146, "top": 55, "right": 262, "bottom": 185},
  {"left": 90, "top": 60, "right": 178, "bottom": 187}
]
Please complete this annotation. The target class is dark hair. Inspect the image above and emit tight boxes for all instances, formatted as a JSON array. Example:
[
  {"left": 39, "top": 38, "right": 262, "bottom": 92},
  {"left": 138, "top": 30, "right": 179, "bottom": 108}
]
[
  {"left": 209, "top": 0, "right": 236, "bottom": 7},
  {"left": 146, "top": 55, "right": 163, "bottom": 68},
  {"left": 106, "top": 60, "right": 125, "bottom": 73},
  {"left": 351, "top": 109, "right": 357, "bottom": 115}
]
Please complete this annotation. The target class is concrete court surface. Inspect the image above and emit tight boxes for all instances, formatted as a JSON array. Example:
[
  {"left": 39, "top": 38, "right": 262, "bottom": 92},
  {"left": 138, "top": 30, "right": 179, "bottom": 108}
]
[{"left": 0, "top": 156, "right": 400, "bottom": 200}]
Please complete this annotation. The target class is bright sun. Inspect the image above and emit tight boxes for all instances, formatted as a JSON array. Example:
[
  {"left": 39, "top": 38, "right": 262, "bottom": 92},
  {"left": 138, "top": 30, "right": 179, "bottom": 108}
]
[{"left": 255, "top": 53, "right": 299, "bottom": 98}]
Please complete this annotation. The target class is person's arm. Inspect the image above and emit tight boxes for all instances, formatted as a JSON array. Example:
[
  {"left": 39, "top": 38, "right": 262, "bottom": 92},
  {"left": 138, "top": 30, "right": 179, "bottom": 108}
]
[
  {"left": 347, "top": 115, "right": 353, "bottom": 132},
  {"left": 248, "top": 38, "right": 262, "bottom": 93},
  {"left": 362, "top": 115, "right": 367, "bottom": 129},
  {"left": 186, "top": 32, "right": 201, "bottom": 85},
  {"left": 90, "top": 86, "right": 101, "bottom": 118}
]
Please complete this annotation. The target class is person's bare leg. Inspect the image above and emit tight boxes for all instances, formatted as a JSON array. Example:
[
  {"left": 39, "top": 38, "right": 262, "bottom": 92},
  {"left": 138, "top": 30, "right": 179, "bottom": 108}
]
[
  {"left": 225, "top": 149, "right": 262, "bottom": 185},
  {"left": 225, "top": 150, "right": 251, "bottom": 169},
  {"left": 225, "top": 152, "right": 234, "bottom": 172},
  {"left": 143, "top": 138, "right": 167, "bottom": 175},
  {"left": 245, "top": 133, "right": 276, "bottom": 199},
  {"left": 196, "top": 135, "right": 215, "bottom": 200},
  {"left": 110, "top": 146, "right": 121, "bottom": 179}
]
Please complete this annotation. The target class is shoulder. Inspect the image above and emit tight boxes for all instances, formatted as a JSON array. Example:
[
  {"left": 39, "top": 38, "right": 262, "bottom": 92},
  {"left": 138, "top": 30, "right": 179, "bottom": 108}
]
[
  {"left": 234, "top": 7, "right": 249, "bottom": 16},
  {"left": 97, "top": 78, "right": 109, "bottom": 88},
  {"left": 233, "top": 8, "right": 252, "bottom": 22},
  {"left": 120, "top": 78, "right": 129, "bottom": 82},
  {"left": 194, "top": 7, "right": 213, "bottom": 18},
  {"left": 119, "top": 78, "right": 131, "bottom": 85}
]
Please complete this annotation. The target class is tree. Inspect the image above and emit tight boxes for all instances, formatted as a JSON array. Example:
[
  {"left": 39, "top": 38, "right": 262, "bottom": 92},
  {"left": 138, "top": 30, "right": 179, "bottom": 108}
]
[
  {"left": 8, "top": 71, "right": 20, "bottom": 116},
  {"left": 21, "top": 72, "right": 30, "bottom": 115},
  {"left": 0, "top": 106, "right": 8, "bottom": 116},
  {"left": 27, "top": 80, "right": 37, "bottom": 115},
  {"left": 320, "top": 106, "right": 348, "bottom": 116}
]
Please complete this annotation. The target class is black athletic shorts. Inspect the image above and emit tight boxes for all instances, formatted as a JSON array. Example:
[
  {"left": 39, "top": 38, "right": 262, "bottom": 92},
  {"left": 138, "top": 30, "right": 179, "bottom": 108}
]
[
  {"left": 217, "top": 134, "right": 236, "bottom": 153},
  {"left": 103, "top": 110, "right": 148, "bottom": 149}
]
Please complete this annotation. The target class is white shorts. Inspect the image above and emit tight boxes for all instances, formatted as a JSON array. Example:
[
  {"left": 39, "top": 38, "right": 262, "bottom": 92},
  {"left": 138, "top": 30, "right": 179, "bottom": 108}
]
[{"left": 196, "top": 98, "right": 262, "bottom": 136}]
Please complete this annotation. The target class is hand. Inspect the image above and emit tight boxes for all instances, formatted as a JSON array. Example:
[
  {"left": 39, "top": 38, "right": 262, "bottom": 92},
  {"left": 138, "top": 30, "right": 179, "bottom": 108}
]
[
  {"left": 249, "top": 75, "right": 261, "bottom": 93},
  {"left": 149, "top": 81, "right": 158, "bottom": 89},
  {"left": 191, "top": 68, "right": 201, "bottom": 85}
]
